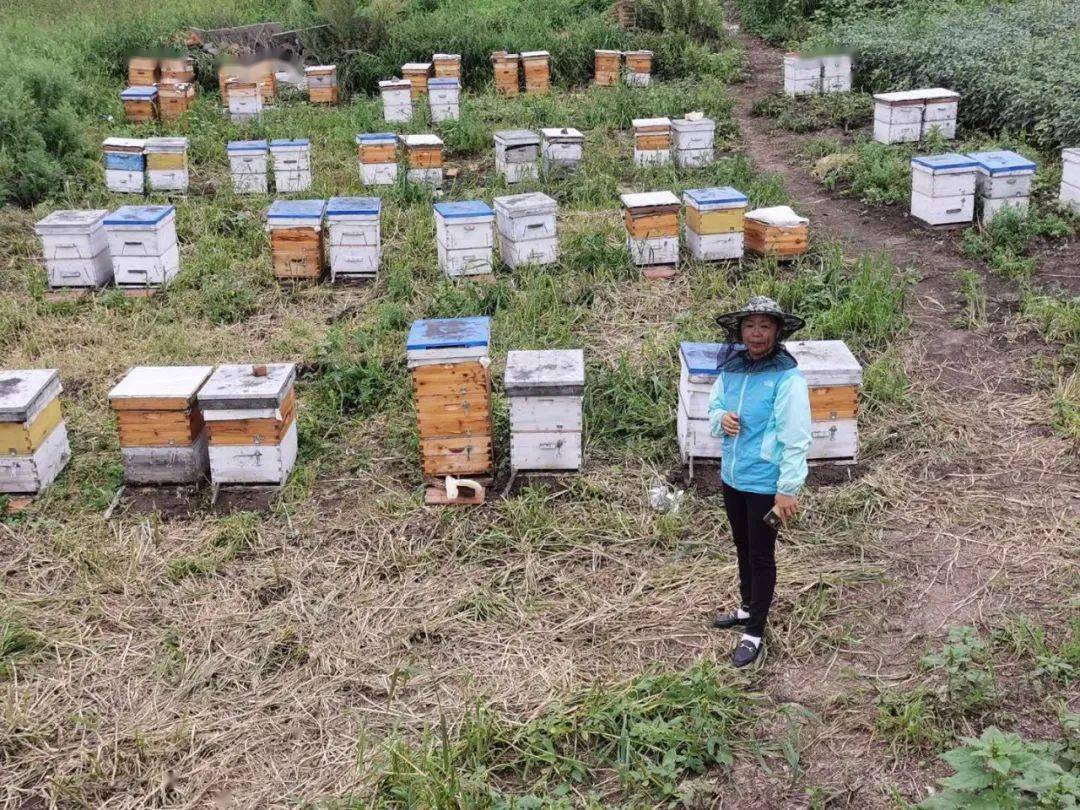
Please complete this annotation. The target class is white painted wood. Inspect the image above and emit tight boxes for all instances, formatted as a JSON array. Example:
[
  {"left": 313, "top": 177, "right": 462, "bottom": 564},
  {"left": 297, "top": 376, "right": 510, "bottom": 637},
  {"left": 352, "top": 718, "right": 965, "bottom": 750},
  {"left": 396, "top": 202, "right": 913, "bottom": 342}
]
[
  {"left": 46, "top": 251, "right": 114, "bottom": 289},
  {"left": 820, "top": 55, "right": 851, "bottom": 75},
  {"left": 822, "top": 75, "right": 851, "bottom": 93},
  {"left": 509, "top": 397, "right": 583, "bottom": 432},
  {"left": 208, "top": 419, "right": 297, "bottom": 485},
  {"left": 122, "top": 428, "right": 209, "bottom": 484},
  {"left": 436, "top": 213, "right": 494, "bottom": 250},
  {"left": 146, "top": 169, "right": 189, "bottom": 192},
  {"left": 109, "top": 365, "right": 213, "bottom": 403},
  {"left": 911, "top": 190, "right": 974, "bottom": 225},
  {"left": 786, "top": 340, "right": 863, "bottom": 386},
  {"left": 429, "top": 103, "right": 459, "bottom": 122},
  {"left": 674, "top": 148, "right": 714, "bottom": 168},
  {"left": 977, "top": 173, "right": 1033, "bottom": 199},
  {"left": 406, "top": 347, "right": 489, "bottom": 367},
  {"left": 808, "top": 419, "right": 858, "bottom": 460},
  {"left": 361, "top": 162, "right": 398, "bottom": 185},
  {"left": 232, "top": 172, "right": 268, "bottom": 194},
  {"left": 106, "top": 170, "right": 145, "bottom": 193},
  {"left": 510, "top": 431, "right": 581, "bottom": 471},
  {"left": 199, "top": 364, "right": 295, "bottom": 409},
  {"left": 437, "top": 243, "right": 494, "bottom": 277},
  {"left": 495, "top": 210, "right": 556, "bottom": 240},
  {"left": 625, "top": 72, "right": 650, "bottom": 86},
  {"left": 504, "top": 350, "right": 584, "bottom": 394},
  {"left": 922, "top": 119, "right": 957, "bottom": 139},
  {"left": 874, "top": 102, "right": 924, "bottom": 126},
  {"left": 329, "top": 245, "right": 380, "bottom": 278},
  {"left": 428, "top": 85, "right": 460, "bottom": 105},
  {"left": 621, "top": 191, "right": 680, "bottom": 209},
  {"left": 104, "top": 213, "right": 177, "bottom": 258},
  {"left": 113, "top": 243, "right": 181, "bottom": 287},
  {"left": 911, "top": 165, "right": 977, "bottom": 198},
  {"left": 686, "top": 230, "right": 743, "bottom": 261},
  {"left": 633, "top": 148, "right": 671, "bottom": 166},
  {"left": 327, "top": 219, "right": 379, "bottom": 247},
  {"left": 627, "top": 235, "right": 678, "bottom": 265},
  {"left": 678, "top": 363, "right": 715, "bottom": 419},
  {"left": 0, "top": 421, "right": 70, "bottom": 493},
  {"left": 0, "top": 370, "right": 60, "bottom": 423},
  {"left": 980, "top": 196, "right": 1029, "bottom": 222},
  {"left": 406, "top": 167, "right": 442, "bottom": 187},
  {"left": 36, "top": 211, "right": 109, "bottom": 260},
  {"left": 671, "top": 123, "right": 714, "bottom": 149},
  {"left": 497, "top": 233, "right": 558, "bottom": 267},
  {"left": 785, "top": 76, "right": 820, "bottom": 96},
  {"left": 678, "top": 406, "right": 723, "bottom": 461},
  {"left": 874, "top": 119, "right": 921, "bottom": 144},
  {"left": 383, "top": 102, "right": 412, "bottom": 122},
  {"left": 923, "top": 101, "right": 958, "bottom": 122},
  {"left": 275, "top": 169, "right": 313, "bottom": 193},
  {"left": 1060, "top": 179, "right": 1080, "bottom": 211}
]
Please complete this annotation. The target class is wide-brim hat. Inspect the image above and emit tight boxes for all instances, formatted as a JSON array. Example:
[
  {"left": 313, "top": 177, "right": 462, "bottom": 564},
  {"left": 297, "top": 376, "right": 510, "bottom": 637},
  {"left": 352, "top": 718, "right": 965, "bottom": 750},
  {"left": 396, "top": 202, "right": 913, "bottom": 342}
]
[{"left": 716, "top": 296, "right": 806, "bottom": 340}]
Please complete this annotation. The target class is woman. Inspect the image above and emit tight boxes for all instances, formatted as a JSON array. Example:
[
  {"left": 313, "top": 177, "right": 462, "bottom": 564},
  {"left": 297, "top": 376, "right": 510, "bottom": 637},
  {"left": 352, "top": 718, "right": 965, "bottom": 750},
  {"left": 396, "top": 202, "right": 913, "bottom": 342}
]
[{"left": 707, "top": 297, "right": 812, "bottom": 668}]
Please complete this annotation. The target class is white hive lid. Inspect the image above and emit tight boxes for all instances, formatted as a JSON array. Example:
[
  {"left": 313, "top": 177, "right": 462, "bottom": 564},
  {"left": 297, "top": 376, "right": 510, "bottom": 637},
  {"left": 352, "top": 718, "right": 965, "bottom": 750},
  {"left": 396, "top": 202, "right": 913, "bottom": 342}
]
[
  {"left": 0, "top": 369, "right": 61, "bottom": 423},
  {"left": 504, "top": 349, "right": 584, "bottom": 396},
  {"left": 35, "top": 209, "right": 109, "bottom": 235},
  {"left": 197, "top": 364, "right": 296, "bottom": 410},
  {"left": 632, "top": 116, "right": 671, "bottom": 129},
  {"left": 873, "top": 89, "right": 929, "bottom": 105},
  {"left": 495, "top": 129, "right": 540, "bottom": 146},
  {"left": 620, "top": 191, "right": 680, "bottom": 209},
  {"left": 540, "top": 127, "right": 584, "bottom": 141},
  {"left": 109, "top": 365, "right": 214, "bottom": 406},
  {"left": 786, "top": 340, "right": 862, "bottom": 386},
  {"left": 102, "top": 137, "right": 145, "bottom": 151},
  {"left": 745, "top": 205, "right": 808, "bottom": 226},
  {"left": 402, "top": 133, "right": 443, "bottom": 148},
  {"left": 143, "top": 137, "right": 188, "bottom": 152},
  {"left": 521, "top": 50, "right": 550, "bottom": 59},
  {"left": 494, "top": 192, "right": 557, "bottom": 217}
]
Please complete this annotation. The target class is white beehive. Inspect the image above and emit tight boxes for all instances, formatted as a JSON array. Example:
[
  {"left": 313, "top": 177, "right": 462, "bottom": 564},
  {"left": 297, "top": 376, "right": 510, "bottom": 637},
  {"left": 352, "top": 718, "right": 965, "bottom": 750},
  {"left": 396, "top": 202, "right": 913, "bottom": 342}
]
[
  {"left": 671, "top": 115, "right": 715, "bottom": 168},
  {"left": 428, "top": 77, "right": 460, "bottom": 122},
  {"left": 0, "top": 369, "right": 70, "bottom": 494},
  {"left": 379, "top": 79, "right": 413, "bottom": 122},
  {"left": 620, "top": 191, "right": 680, "bottom": 273},
  {"left": 269, "top": 139, "right": 312, "bottom": 193},
  {"left": 682, "top": 187, "right": 746, "bottom": 262},
  {"left": 540, "top": 127, "right": 584, "bottom": 175},
  {"left": 102, "top": 137, "right": 145, "bottom": 194},
  {"left": 144, "top": 137, "right": 189, "bottom": 193},
  {"left": 921, "top": 89, "right": 961, "bottom": 139},
  {"left": 326, "top": 197, "right": 381, "bottom": 282},
  {"left": 401, "top": 134, "right": 444, "bottom": 187},
  {"left": 356, "top": 133, "right": 399, "bottom": 186},
  {"left": 197, "top": 364, "right": 298, "bottom": 486},
  {"left": 968, "top": 150, "right": 1037, "bottom": 222},
  {"left": 783, "top": 53, "right": 821, "bottom": 96},
  {"left": 820, "top": 54, "right": 852, "bottom": 93},
  {"left": 505, "top": 349, "right": 584, "bottom": 472},
  {"left": 874, "top": 88, "right": 960, "bottom": 144},
  {"left": 226, "top": 79, "right": 263, "bottom": 122},
  {"left": 227, "top": 140, "right": 269, "bottom": 195},
  {"left": 103, "top": 205, "right": 180, "bottom": 289},
  {"left": 494, "top": 130, "right": 540, "bottom": 184},
  {"left": 1061, "top": 148, "right": 1080, "bottom": 211},
  {"left": 434, "top": 201, "right": 495, "bottom": 278},
  {"left": 632, "top": 117, "right": 671, "bottom": 167},
  {"left": 677, "top": 342, "right": 737, "bottom": 463},
  {"left": 910, "top": 154, "right": 978, "bottom": 226},
  {"left": 34, "top": 209, "right": 113, "bottom": 290},
  {"left": 494, "top": 192, "right": 558, "bottom": 268}
]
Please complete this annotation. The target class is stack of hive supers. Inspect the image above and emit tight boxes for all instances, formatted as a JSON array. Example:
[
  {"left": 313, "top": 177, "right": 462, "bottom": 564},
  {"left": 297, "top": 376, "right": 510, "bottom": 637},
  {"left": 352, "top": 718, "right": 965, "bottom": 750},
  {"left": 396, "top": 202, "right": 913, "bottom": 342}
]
[
  {"left": 594, "top": 49, "right": 620, "bottom": 86},
  {"left": 743, "top": 205, "right": 809, "bottom": 258},
  {"left": 379, "top": 79, "right": 413, "bottom": 122},
  {"left": 144, "top": 137, "right": 189, "bottom": 193},
  {"left": 682, "top": 187, "right": 747, "bottom": 261},
  {"left": 269, "top": 139, "right": 312, "bottom": 192},
  {"left": 197, "top": 364, "right": 299, "bottom": 487},
  {"left": 909, "top": 154, "right": 978, "bottom": 226},
  {"left": 540, "top": 128, "right": 584, "bottom": 175},
  {"left": 128, "top": 56, "right": 159, "bottom": 86},
  {"left": 1061, "top": 149, "right": 1080, "bottom": 211},
  {"left": 677, "top": 342, "right": 739, "bottom": 465},
  {"left": 969, "top": 150, "right": 1037, "bottom": 222},
  {"left": 254, "top": 60, "right": 278, "bottom": 103},
  {"left": 435, "top": 201, "right": 495, "bottom": 278},
  {"left": 491, "top": 51, "right": 520, "bottom": 95},
  {"left": 402, "top": 62, "right": 433, "bottom": 100},
  {"left": 266, "top": 199, "right": 326, "bottom": 283},
  {"left": 326, "top": 196, "right": 381, "bottom": 282},
  {"left": 495, "top": 192, "right": 558, "bottom": 268},
  {"left": 632, "top": 117, "right": 672, "bottom": 166},
  {"left": 356, "top": 133, "right": 398, "bottom": 185},
  {"left": 121, "top": 86, "right": 158, "bottom": 123},
  {"left": 103, "top": 205, "right": 181, "bottom": 291},
  {"left": 505, "top": 350, "right": 584, "bottom": 473},
  {"left": 874, "top": 89, "right": 960, "bottom": 144},
  {"left": 402, "top": 134, "right": 444, "bottom": 187},
  {"left": 159, "top": 56, "right": 195, "bottom": 84},
  {"left": 218, "top": 65, "right": 239, "bottom": 105},
  {"left": 108, "top": 365, "right": 213, "bottom": 485},
  {"left": 920, "top": 89, "right": 960, "bottom": 139},
  {"left": 671, "top": 114, "right": 715, "bottom": 168},
  {"left": 494, "top": 129, "right": 540, "bottom": 184},
  {"left": 433, "top": 53, "right": 461, "bottom": 79},
  {"left": 407, "top": 317, "right": 494, "bottom": 484},
  {"left": 783, "top": 53, "right": 821, "bottom": 96},
  {"left": 820, "top": 54, "right": 852, "bottom": 93},
  {"left": 0, "top": 369, "right": 71, "bottom": 496},
  {"left": 428, "top": 77, "right": 461, "bottom": 122},
  {"left": 34, "top": 209, "right": 113, "bottom": 291},
  {"left": 521, "top": 51, "right": 550, "bottom": 94},
  {"left": 227, "top": 140, "right": 270, "bottom": 195},
  {"left": 786, "top": 340, "right": 862, "bottom": 463},
  {"left": 227, "top": 79, "right": 263, "bottom": 122},
  {"left": 620, "top": 191, "right": 680, "bottom": 278},
  {"left": 623, "top": 50, "right": 652, "bottom": 86},
  {"left": 102, "top": 138, "right": 146, "bottom": 194},
  {"left": 158, "top": 83, "right": 196, "bottom": 120},
  {"left": 305, "top": 65, "right": 339, "bottom": 104}
]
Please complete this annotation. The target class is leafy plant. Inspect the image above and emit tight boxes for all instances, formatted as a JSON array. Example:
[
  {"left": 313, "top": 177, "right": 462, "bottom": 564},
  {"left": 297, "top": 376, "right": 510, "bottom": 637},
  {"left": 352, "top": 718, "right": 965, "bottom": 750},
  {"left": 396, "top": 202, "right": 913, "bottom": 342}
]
[{"left": 920, "top": 627, "right": 996, "bottom": 716}]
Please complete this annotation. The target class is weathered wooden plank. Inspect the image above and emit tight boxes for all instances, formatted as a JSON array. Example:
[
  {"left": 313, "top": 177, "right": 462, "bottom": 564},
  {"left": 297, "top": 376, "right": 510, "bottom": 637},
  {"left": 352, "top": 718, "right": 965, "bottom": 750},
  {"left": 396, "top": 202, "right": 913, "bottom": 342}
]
[{"left": 420, "top": 436, "right": 493, "bottom": 476}]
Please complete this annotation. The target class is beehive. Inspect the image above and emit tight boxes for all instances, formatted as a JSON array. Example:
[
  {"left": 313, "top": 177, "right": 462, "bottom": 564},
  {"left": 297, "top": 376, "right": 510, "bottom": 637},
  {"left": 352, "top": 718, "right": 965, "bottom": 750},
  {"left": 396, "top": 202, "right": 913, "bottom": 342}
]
[
  {"left": 379, "top": 79, "right": 413, "bottom": 122},
  {"left": 521, "top": 50, "right": 550, "bottom": 94},
  {"left": 266, "top": 199, "right": 326, "bottom": 282},
  {"left": 491, "top": 51, "right": 520, "bottom": 96},
  {"left": 121, "top": 86, "right": 158, "bottom": 123},
  {"left": 677, "top": 342, "right": 739, "bottom": 464},
  {"left": 494, "top": 192, "right": 558, "bottom": 268},
  {"left": 594, "top": 49, "right": 620, "bottom": 86},
  {"left": 103, "top": 205, "right": 180, "bottom": 289},
  {"left": 682, "top": 187, "right": 746, "bottom": 262},
  {"left": 910, "top": 154, "right": 978, "bottom": 226},
  {"left": 160, "top": 56, "right": 195, "bottom": 85},
  {"left": 623, "top": 50, "right": 652, "bottom": 86},
  {"left": 108, "top": 365, "right": 214, "bottom": 485},
  {"left": 505, "top": 350, "right": 584, "bottom": 472},
  {"left": 197, "top": 364, "right": 298, "bottom": 486},
  {"left": 228, "top": 140, "right": 270, "bottom": 195},
  {"left": 968, "top": 150, "right": 1037, "bottom": 222},
  {"left": 269, "top": 139, "right": 312, "bottom": 193},
  {"left": 158, "top": 82, "right": 196, "bottom": 120},
  {"left": 874, "top": 89, "right": 960, "bottom": 144},
  {"left": 401, "top": 134, "right": 444, "bottom": 187},
  {"left": 433, "top": 53, "right": 462, "bottom": 79},
  {"left": 406, "top": 317, "right": 494, "bottom": 479},
  {"left": 428, "top": 77, "right": 461, "bottom": 122},
  {"left": 34, "top": 209, "right": 113, "bottom": 290},
  {"left": 921, "top": 89, "right": 961, "bottom": 139},
  {"left": 102, "top": 137, "right": 146, "bottom": 194},
  {"left": 434, "top": 201, "right": 495, "bottom": 278},
  {"left": 494, "top": 129, "right": 540, "bottom": 184},
  {"left": 820, "top": 54, "right": 852, "bottom": 93},
  {"left": 326, "top": 197, "right": 381, "bottom": 282},
  {"left": 783, "top": 53, "right": 821, "bottom": 97},
  {"left": 227, "top": 79, "right": 263, "bottom": 122},
  {"left": 0, "top": 369, "right": 70, "bottom": 495},
  {"left": 218, "top": 66, "right": 239, "bottom": 104},
  {"left": 743, "top": 206, "right": 809, "bottom": 258},
  {"left": 254, "top": 60, "right": 278, "bottom": 102},
  {"left": 144, "top": 137, "right": 189, "bottom": 193},
  {"left": 632, "top": 117, "right": 671, "bottom": 166},
  {"left": 671, "top": 115, "right": 715, "bottom": 168},
  {"left": 620, "top": 191, "right": 680, "bottom": 276},
  {"left": 305, "top": 65, "right": 339, "bottom": 104},
  {"left": 402, "top": 62, "right": 433, "bottom": 99},
  {"left": 540, "top": 127, "right": 584, "bottom": 175},
  {"left": 1061, "top": 148, "right": 1080, "bottom": 211},
  {"left": 128, "top": 56, "right": 160, "bottom": 86},
  {"left": 356, "top": 133, "right": 399, "bottom": 186}
]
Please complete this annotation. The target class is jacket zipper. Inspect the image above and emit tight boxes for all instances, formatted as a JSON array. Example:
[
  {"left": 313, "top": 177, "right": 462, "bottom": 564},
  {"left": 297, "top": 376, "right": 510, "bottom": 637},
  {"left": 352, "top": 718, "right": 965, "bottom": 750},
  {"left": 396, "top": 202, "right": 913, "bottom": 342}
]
[{"left": 729, "top": 375, "right": 749, "bottom": 489}]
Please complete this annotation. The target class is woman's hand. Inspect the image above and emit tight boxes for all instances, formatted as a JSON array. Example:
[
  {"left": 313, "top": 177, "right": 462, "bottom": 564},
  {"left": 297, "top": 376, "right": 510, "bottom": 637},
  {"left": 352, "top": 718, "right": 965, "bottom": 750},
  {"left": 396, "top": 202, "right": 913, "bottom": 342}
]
[
  {"left": 721, "top": 412, "right": 740, "bottom": 436},
  {"left": 773, "top": 493, "right": 798, "bottom": 523}
]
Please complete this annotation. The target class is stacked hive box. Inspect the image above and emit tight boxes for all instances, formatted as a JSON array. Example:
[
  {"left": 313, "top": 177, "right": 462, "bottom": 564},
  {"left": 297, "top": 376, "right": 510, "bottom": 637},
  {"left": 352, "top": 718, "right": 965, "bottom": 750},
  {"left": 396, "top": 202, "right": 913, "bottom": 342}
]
[
  {"left": 540, "top": 128, "right": 584, "bottom": 175},
  {"left": 104, "top": 205, "right": 180, "bottom": 290},
  {"left": 108, "top": 366, "right": 213, "bottom": 485},
  {"left": 266, "top": 199, "right": 326, "bottom": 283},
  {"left": 402, "top": 134, "right": 444, "bottom": 187},
  {"left": 874, "top": 89, "right": 960, "bottom": 144},
  {"left": 783, "top": 54, "right": 821, "bottom": 96},
  {"left": 435, "top": 201, "right": 495, "bottom": 278},
  {"left": 1061, "top": 149, "right": 1080, "bottom": 211},
  {"left": 920, "top": 90, "right": 961, "bottom": 139},
  {"left": 594, "top": 49, "right": 620, "bottom": 86},
  {"left": 356, "top": 133, "right": 398, "bottom": 185},
  {"left": 160, "top": 56, "right": 195, "bottom": 84},
  {"left": 969, "top": 150, "right": 1037, "bottom": 222},
  {"left": 270, "top": 139, "right": 312, "bottom": 193},
  {"left": 34, "top": 209, "right": 113, "bottom": 291},
  {"left": 102, "top": 138, "right": 145, "bottom": 194},
  {"left": 144, "top": 137, "right": 189, "bottom": 193},
  {"left": 677, "top": 342, "right": 737, "bottom": 464},
  {"left": 407, "top": 317, "right": 494, "bottom": 480},
  {"left": 820, "top": 54, "right": 852, "bottom": 93},
  {"left": 159, "top": 83, "right": 196, "bottom": 120},
  {"left": 491, "top": 51, "right": 520, "bottom": 96},
  {"left": 326, "top": 197, "right": 381, "bottom": 282},
  {"left": 197, "top": 364, "right": 298, "bottom": 487},
  {"left": 228, "top": 140, "right": 270, "bottom": 194},
  {"left": 0, "top": 370, "right": 71, "bottom": 495},
  {"left": 433, "top": 53, "right": 461, "bottom": 79},
  {"left": 621, "top": 191, "right": 680, "bottom": 277},
  {"left": 521, "top": 51, "right": 550, "bottom": 94},
  {"left": 624, "top": 50, "right": 653, "bottom": 86},
  {"left": 683, "top": 187, "right": 746, "bottom": 261},
  {"left": 494, "top": 130, "right": 540, "bottom": 184},
  {"left": 671, "top": 115, "right": 715, "bottom": 168},
  {"left": 254, "top": 61, "right": 278, "bottom": 103},
  {"left": 744, "top": 206, "right": 809, "bottom": 258},
  {"left": 379, "top": 79, "right": 413, "bottom": 122},
  {"left": 218, "top": 66, "right": 238, "bottom": 105},
  {"left": 227, "top": 80, "right": 263, "bottom": 122},
  {"left": 128, "top": 56, "right": 159, "bottom": 86},
  {"left": 910, "top": 154, "right": 978, "bottom": 226},
  {"left": 306, "top": 65, "right": 339, "bottom": 104},
  {"left": 505, "top": 350, "right": 584, "bottom": 472},
  {"left": 495, "top": 192, "right": 558, "bottom": 268},
  {"left": 121, "top": 86, "right": 158, "bottom": 123},
  {"left": 428, "top": 78, "right": 461, "bottom": 122},
  {"left": 402, "top": 62, "right": 433, "bottom": 100},
  {"left": 632, "top": 118, "right": 672, "bottom": 166}
]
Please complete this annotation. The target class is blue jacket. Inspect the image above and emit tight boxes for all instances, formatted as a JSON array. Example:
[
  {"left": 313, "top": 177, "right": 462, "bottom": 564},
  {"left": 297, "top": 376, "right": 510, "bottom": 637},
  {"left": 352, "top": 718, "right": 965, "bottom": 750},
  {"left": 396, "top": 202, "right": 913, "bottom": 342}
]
[{"left": 707, "top": 347, "right": 812, "bottom": 496}]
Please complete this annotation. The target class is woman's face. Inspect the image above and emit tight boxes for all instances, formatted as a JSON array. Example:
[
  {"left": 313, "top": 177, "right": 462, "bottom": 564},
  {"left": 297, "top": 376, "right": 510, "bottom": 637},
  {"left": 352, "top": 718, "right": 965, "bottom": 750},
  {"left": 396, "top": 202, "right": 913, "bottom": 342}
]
[{"left": 740, "top": 314, "right": 780, "bottom": 359}]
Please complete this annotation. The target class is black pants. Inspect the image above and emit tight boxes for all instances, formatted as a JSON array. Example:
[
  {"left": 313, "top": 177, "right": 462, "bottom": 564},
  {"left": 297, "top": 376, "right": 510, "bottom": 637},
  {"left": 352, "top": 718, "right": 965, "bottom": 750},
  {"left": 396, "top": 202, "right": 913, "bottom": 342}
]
[{"left": 721, "top": 483, "right": 778, "bottom": 638}]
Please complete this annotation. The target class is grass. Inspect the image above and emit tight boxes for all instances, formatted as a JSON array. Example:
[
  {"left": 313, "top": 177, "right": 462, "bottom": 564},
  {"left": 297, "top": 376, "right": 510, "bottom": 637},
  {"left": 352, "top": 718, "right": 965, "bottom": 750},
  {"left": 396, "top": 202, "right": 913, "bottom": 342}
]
[{"left": 753, "top": 91, "right": 873, "bottom": 134}]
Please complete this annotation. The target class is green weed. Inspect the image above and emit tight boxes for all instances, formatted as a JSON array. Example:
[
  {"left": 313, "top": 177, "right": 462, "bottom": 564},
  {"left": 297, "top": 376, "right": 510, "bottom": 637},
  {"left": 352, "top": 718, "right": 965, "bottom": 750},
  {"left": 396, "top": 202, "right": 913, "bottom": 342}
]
[
  {"left": 753, "top": 91, "right": 872, "bottom": 134},
  {"left": 1, "top": 614, "right": 42, "bottom": 680},
  {"left": 953, "top": 270, "right": 987, "bottom": 332},
  {"left": 166, "top": 511, "right": 261, "bottom": 581},
  {"left": 920, "top": 626, "right": 996, "bottom": 717}
]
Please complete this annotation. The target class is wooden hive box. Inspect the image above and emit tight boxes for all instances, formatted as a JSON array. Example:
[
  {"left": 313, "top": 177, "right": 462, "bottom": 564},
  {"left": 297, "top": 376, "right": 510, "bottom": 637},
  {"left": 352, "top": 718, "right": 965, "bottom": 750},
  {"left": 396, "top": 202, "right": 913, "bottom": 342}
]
[
  {"left": 744, "top": 205, "right": 809, "bottom": 258},
  {"left": 128, "top": 56, "right": 160, "bottom": 86},
  {"left": 682, "top": 187, "right": 747, "bottom": 262},
  {"left": 326, "top": 196, "right": 382, "bottom": 281},
  {"left": 620, "top": 191, "right": 680, "bottom": 273},
  {"left": 197, "top": 364, "right": 298, "bottom": 486},
  {"left": 490, "top": 51, "right": 520, "bottom": 96},
  {"left": 103, "top": 205, "right": 180, "bottom": 289},
  {"left": 158, "top": 83, "right": 196, "bottom": 120},
  {"left": 356, "top": 133, "right": 399, "bottom": 186},
  {"left": 406, "top": 317, "right": 493, "bottom": 478},
  {"left": 253, "top": 60, "right": 278, "bottom": 102},
  {"left": 433, "top": 53, "right": 461, "bottom": 79},
  {"left": 160, "top": 56, "right": 195, "bottom": 84},
  {"left": 228, "top": 139, "right": 270, "bottom": 195},
  {"left": 623, "top": 50, "right": 653, "bottom": 86},
  {"left": 520, "top": 50, "right": 550, "bottom": 94},
  {"left": 632, "top": 117, "right": 671, "bottom": 167},
  {"left": 0, "top": 369, "right": 70, "bottom": 494},
  {"left": 121, "top": 86, "right": 158, "bottom": 123},
  {"left": 505, "top": 349, "right": 584, "bottom": 472},
  {"left": 218, "top": 66, "right": 239, "bottom": 104},
  {"left": 401, "top": 62, "right": 433, "bottom": 99},
  {"left": 108, "top": 365, "right": 214, "bottom": 484},
  {"left": 594, "top": 49, "right": 620, "bottom": 86},
  {"left": 305, "top": 65, "right": 339, "bottom": 104},
  {"left": 266, "top": 199, "right": 326, "bottom": 282},
  {"left": 34, "top": 208, "right": 113, "bottom": 290}
]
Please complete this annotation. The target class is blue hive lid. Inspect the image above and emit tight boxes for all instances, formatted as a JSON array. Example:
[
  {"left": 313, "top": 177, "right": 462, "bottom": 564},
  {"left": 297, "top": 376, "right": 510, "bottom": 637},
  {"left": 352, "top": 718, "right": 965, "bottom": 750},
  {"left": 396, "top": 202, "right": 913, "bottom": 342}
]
[
  {"left": 680, "top": 342, "right": 744, "bottom": 375},
  {"left": 228, "top": 139, "right": 268, "bottom": 152},
  {"left": 407, "top": 317, "right": 491, "bottom": 350},
  {"left": 684, "top": 187, "right": 748, "bottom": 207},
  {"left": 103, "top": 205, "right": 175, "bottom": 226},
  {"left": 911, "top": 153, "right": 978, "bottom": 172},
  {"left": 266, "top": 199, "right": 327, "bottom": 219},
  {"left": 121, "top": 86, "right": 157, "bottom": 100},
  {"left": 270, "top": 138, "right": 310, "bottom": 148},
  {"left": 434, "top": 201, "right": 493, "bottom": 219},
  {"left": 326, "top": 197, "right": 381, "bottom": 215},
  {"left": 356, "top": 133, "right": 396, "bottom": 143},
  {"left": 967, "top": 150, "right": 1037, "bottom": 175}
]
